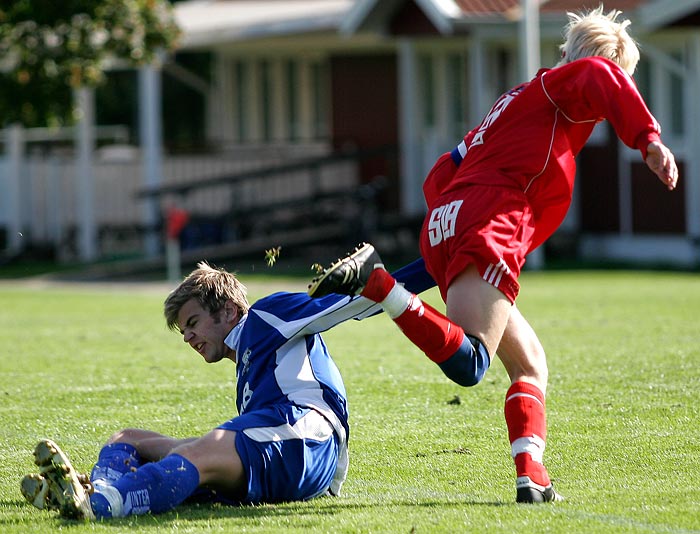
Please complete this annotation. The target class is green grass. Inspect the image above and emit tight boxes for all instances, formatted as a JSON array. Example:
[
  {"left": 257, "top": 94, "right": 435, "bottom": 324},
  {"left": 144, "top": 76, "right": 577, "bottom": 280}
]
[{"left": 1, "top": 271, "right": 699, "bottom": 533}]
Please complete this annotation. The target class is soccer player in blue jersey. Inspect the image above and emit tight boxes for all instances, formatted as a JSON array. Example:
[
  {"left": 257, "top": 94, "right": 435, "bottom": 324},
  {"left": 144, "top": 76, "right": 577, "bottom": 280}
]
[{"left": 21, "top": 259, "right": 433, "bottom": 520}]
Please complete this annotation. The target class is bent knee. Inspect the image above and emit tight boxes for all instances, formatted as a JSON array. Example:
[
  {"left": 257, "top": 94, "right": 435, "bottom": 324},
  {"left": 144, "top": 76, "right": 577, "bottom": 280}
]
[
  {"left": 105, "top": 428, "right": 145, "bottom": 446},
  {"left": 438, "top": 335, "right": 491, "bottom": 387},
  {"left": 442, "top": 363, "right": 487, "bottom": 387}
]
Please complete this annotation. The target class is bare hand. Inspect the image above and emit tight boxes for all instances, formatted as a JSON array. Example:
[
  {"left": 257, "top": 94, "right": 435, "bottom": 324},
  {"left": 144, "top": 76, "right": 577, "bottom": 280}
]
[{"left": 646, "top": 141, "right": 678, "bottom": 190}]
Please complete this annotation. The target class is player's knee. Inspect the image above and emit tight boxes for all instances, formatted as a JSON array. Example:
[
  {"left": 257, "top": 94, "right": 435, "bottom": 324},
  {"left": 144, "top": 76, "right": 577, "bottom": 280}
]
[
  {"left": 437, "top": 335, "right": 491, "bottom": 387},
  {"left": 106, "top": 428, "right": 140, "bottom": 446}
]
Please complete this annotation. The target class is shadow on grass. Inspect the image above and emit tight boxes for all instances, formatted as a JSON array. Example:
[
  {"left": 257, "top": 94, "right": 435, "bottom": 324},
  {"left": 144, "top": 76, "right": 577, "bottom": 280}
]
[{"left": 3, "top": 495, "right": 510, "bottom": 527}]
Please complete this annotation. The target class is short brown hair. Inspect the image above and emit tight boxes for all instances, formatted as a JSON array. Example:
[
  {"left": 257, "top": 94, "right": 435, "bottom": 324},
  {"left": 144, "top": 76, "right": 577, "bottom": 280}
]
[{"left": 164, "top": 261, "right": 249, "bottom": 331}]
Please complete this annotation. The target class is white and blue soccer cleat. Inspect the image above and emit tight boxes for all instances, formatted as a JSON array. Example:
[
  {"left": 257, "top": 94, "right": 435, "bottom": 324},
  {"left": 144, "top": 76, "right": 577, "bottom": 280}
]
[
  {"left": 20, "top": 473, "right": 60, "bottom": 511},
  {"left": 20, "top": 439, "right": 95, "bottom": 520}
]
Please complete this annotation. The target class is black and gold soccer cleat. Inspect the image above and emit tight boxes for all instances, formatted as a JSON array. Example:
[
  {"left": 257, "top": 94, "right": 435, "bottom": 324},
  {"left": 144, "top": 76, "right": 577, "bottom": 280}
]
[{"left": 308, "top": 243, "right": 385, "bottom": 298}]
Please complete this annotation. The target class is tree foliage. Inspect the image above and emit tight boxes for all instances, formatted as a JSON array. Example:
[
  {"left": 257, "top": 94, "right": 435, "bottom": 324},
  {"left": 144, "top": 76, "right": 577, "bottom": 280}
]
[{"left": 0, "top": 0, "right": 180, "bottom": 127}]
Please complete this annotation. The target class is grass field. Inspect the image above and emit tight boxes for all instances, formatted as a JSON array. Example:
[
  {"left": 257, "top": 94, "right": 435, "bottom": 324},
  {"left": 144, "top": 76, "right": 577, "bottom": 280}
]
[{"left": 1, "top": 270, "right": 699, "bottom": 533}]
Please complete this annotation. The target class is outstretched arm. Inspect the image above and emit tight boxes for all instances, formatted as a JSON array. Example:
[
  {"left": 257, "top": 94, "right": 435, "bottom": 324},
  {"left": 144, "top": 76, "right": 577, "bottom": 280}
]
[{"left": 646, "top": 141, "right": 678, "bottom": 191}]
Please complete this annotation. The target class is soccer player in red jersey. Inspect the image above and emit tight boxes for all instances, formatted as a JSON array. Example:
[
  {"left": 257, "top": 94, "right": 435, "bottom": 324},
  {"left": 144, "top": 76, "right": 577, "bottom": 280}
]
[{"left": 309, "top": 6, "right": 678, "bottom": 503}]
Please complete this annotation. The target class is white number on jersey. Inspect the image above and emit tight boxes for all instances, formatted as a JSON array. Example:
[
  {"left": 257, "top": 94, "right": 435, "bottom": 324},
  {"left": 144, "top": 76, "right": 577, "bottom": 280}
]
[
  {"left": 428, "top": 200, "right": 463, "bottom": 246},
  {"left": 241, "top": 381, "right": 253, "bottom": 412}
]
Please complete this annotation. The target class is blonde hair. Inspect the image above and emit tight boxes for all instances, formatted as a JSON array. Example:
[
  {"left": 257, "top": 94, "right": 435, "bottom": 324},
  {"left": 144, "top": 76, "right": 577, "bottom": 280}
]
[
  {"left": 557, "top": 5, "right": 640, "bottom": 75},
  {"left": 164, "top": 261, "right": 249, "bottom": 331}
]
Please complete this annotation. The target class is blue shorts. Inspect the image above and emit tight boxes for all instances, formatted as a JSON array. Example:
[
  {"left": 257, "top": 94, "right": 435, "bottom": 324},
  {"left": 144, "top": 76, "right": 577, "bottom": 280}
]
[{"left": 217, "top": 405, "right": 340, "bottom": 504}]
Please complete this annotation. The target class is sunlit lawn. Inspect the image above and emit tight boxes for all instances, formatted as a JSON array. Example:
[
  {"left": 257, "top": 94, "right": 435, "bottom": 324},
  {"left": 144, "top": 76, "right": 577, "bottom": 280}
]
[{"left": 1, "top": 269, "right": 698, "bottom": 533}]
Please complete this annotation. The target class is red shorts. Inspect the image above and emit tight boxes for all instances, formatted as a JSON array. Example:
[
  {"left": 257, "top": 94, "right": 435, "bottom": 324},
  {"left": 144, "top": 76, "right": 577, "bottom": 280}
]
[{"left": 419, "top": 157, "right": 535, "bottom": 304}]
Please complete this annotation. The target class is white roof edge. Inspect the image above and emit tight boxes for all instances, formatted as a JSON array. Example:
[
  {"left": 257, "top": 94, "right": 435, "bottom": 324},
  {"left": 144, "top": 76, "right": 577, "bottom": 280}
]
[
  {"left": 341, "top": 0, "right": 457, "bottom": 36},
  {"left": 175, "top": 0, "right": 353, "bottom": 49},
  {"left": 415, "top": 0, "right": 457, "bottom": 34},
  {"left": 635, "top": 0, "right": 700, "bottom": 31},
  {"left": 181, "top": 15, "right": 344, "bottom": 49},
  {"left": 339, "top": 0, "right": 379, "bottom": 35},
  {"left": 173, "top": 0, "right": 699, "bottom": 49}
]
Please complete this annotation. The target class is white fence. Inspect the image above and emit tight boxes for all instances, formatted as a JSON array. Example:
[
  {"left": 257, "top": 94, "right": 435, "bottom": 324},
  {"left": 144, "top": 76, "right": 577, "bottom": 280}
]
[{"left": 0, "top": 126, "right": 356, "bottom": 262}]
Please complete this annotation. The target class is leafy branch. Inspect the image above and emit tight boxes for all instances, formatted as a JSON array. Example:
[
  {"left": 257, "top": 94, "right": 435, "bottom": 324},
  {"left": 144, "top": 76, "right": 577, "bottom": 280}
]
[{"left": 0, "top": 0, "right": 180, "bottom": 126}]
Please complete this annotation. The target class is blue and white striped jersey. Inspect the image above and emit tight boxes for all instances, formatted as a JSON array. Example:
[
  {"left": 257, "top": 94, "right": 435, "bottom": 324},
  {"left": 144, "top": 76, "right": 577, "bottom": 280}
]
[
  {"left": 223, "top": 291, "right": 382, "bottom": 495},
  {"left": 224, "top": 292, "right": 382, "bottom": 436},
  {"left": 223, "top": 257, "right": 436, "bottom": 434},
  {"left": 221, "top": 257, "right": 436, "bottom": 494}
]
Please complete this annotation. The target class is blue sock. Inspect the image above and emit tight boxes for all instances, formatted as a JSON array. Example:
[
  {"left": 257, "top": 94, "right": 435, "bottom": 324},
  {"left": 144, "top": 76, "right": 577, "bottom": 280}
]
[
  {"left": 90, "top": 443, "right": 142, "bottom": 484},
  {"left": 90, "top": 454, "right": 200, "bottom": 518},
  {"left": 438, "top": 334, "right": 491, "bottom": 387}
]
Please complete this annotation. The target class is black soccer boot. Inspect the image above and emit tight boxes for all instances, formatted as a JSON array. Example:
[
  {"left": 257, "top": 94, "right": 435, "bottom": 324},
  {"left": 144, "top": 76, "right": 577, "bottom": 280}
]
[
  {"left": 516, "top": 476, "right": 564, "bottom": 503},
  {"left": 308, "top": 242, "right": 385, "bottom": 298}
]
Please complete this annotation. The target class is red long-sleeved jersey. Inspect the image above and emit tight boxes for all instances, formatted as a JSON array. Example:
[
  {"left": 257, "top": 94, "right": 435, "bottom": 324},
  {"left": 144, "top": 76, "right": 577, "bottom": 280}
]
[{"left": 424, "top": 56, "right": 662, "bottom": 252}]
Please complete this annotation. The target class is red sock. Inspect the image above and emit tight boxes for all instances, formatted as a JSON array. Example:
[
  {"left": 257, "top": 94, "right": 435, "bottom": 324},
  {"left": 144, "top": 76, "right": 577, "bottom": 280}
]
[
  {"left": 361, "top": 269, "right": 464, "bottom": 363},
  {"left": 360, "top": 268, "right": 396, "bottom": 302},
  {"left": 392, "top": 295, "right": 465, "bottom": 364},
  {"left": 504, "top": 381, "right": 551, "bottom": 487}
]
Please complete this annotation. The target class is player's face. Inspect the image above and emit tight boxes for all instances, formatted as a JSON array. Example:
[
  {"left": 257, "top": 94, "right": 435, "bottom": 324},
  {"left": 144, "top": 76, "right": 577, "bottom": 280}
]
[{"left": 176, "top": 298, "right": 237, "bottom": 363}]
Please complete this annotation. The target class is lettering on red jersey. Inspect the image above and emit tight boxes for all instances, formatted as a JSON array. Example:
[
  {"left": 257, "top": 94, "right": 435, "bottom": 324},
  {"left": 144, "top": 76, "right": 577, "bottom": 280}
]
[
  {"left": 468, "top": 84, "right": 526, "bottom": 152},
  {"left": 428, "top": 200, "right": 463, "bottom": 246}
]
